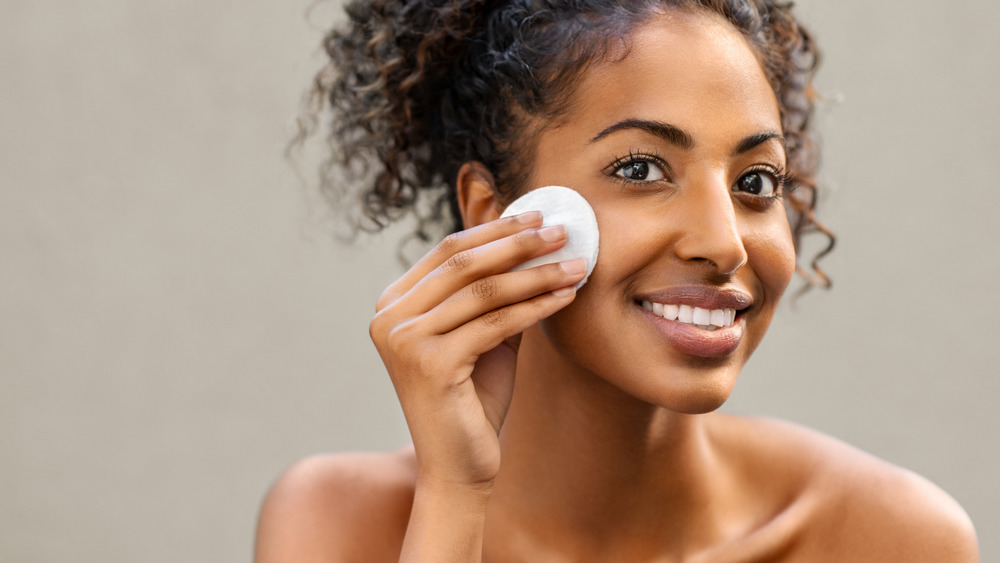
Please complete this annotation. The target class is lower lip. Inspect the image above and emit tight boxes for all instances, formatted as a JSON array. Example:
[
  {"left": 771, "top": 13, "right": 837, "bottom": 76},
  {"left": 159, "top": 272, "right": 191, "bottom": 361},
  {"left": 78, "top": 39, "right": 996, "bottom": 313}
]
[{"left": 638, "top": 305, "right": 744, "bottom": 358}]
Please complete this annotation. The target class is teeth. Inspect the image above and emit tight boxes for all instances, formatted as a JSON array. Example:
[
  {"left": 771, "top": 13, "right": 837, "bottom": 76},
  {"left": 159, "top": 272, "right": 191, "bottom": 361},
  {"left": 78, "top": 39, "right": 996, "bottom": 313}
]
[
  {"left": 664, "top": 304, "right": 679, "bottom": 320},
  {"left": 678, "top": 305, "right": 693, "bottom": 324},
  {"left": 640, "top": 300, "right": 737, "bottom": 329},
  {"left": 693, "top": 307, "right": 710, "bottom": 325},
  {"left": 710, "top": 309, "right": 726, "bottom": 327}
]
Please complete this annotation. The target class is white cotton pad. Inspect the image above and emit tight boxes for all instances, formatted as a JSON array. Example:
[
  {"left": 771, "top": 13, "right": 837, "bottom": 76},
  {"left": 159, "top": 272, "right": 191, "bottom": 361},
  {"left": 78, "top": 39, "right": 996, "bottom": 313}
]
[{"left": 499, "top": 185, "right": 600, "bottom": 289}]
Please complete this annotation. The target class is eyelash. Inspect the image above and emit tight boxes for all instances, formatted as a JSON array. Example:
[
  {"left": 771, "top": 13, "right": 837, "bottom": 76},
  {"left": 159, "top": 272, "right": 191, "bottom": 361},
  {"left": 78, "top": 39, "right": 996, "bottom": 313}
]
[
  {"left": 604, "top": 150, "right": 671, "bottom": 185},
  {"left": 604, "top": 150, "right": 793, "bottom": 216},
  {"left": 607, "top": 151, "right": 791, "bottom": 200},
  {"left": 737, "top": 165, "right": 793, "bottom": 201}
]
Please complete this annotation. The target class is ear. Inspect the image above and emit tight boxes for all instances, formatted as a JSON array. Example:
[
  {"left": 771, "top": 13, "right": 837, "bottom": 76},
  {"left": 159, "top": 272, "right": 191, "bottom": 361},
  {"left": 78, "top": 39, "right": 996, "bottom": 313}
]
[{"left": 456, "top": 161, "right": 503, "bottom": 229}]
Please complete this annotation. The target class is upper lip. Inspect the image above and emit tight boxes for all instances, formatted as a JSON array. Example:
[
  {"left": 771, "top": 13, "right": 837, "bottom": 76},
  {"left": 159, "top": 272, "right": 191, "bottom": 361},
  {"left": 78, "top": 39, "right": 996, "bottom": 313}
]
[{"left": 636, "top": 286, "right": 753, "bottom": 312}]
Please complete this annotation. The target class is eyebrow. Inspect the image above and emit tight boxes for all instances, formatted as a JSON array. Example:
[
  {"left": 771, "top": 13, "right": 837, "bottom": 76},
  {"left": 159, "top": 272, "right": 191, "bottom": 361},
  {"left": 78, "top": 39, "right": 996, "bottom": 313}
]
[
  {"left": 731, "top": 131, "right": 785, "bottom": 157},
  {"left": 589, "top": 119, "right": 694, "bottom": 149},
  {"left": 589, "top": 118, "right": 785, "bottom": 156}
]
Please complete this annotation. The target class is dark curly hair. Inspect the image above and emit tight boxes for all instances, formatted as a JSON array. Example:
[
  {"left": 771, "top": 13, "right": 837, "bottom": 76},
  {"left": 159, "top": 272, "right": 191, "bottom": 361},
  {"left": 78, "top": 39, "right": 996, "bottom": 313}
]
[{"left": 300, "top": 0, "right": 834, "bottom": 287}]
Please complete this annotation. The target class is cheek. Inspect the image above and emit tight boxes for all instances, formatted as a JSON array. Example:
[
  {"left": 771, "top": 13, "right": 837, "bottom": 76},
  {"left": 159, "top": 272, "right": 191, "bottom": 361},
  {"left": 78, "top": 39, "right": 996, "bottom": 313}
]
[
  {"left": 532, "top": 219, "right": 637, "bottom": 360},
  {"left": 588, "top": 202, "right": 663, "bottom": 280},
  {"left": 748, "top": 216, "right": 797, "bottom": 300}
]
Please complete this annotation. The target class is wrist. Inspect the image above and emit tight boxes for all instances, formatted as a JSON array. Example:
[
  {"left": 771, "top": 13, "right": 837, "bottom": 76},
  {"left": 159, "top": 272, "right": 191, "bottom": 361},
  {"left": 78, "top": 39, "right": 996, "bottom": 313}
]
[
  {"left": 400, "top": 477, "right": 493, "bottom": 562},
  {"left": 415, "top": 475, "right": 495, "bottom": 506}
]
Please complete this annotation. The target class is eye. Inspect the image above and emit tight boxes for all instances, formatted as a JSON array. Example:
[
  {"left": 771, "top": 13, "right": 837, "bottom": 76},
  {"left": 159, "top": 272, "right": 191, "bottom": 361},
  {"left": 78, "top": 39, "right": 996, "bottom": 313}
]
[
  {"left": 613, "top": 158, "right": 666, "bottom": 182},
  {"left": 733, "top": 170, "right": 779, "bottom": 197}
]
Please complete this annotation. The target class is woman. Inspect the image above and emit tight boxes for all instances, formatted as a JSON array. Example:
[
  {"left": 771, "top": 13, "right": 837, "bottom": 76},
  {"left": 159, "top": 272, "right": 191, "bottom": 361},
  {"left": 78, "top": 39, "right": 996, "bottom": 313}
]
[{"left": 256, "top": 0, "right": 978, "bottom": 560}]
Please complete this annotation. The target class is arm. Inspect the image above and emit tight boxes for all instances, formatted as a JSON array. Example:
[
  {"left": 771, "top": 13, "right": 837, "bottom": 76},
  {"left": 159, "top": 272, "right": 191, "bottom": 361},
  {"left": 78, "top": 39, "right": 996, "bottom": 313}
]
[
  {"left": 399, "top": 480, "right": 492, "bottom": 561},
  {"left": 370, "top": 212, "right": 585, "bottom": 561}
]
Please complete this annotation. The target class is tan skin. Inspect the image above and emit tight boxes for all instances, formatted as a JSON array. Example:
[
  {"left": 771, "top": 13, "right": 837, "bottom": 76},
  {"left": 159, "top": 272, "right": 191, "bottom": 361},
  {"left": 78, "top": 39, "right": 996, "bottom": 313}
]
[{"left": 256, "top": 9, "right": 978, "bottom": 562}]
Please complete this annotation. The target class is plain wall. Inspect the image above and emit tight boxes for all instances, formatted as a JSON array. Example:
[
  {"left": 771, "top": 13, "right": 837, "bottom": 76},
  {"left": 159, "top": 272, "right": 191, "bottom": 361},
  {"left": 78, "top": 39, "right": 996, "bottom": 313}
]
[{"left": 2, "top": 0, "right": 997, "bottom": 560}]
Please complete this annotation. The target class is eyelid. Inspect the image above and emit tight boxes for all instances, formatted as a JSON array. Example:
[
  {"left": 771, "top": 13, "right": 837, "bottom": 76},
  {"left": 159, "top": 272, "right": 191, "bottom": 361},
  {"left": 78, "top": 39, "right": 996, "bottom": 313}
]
[
  {"left": 604, "top": 150, "right": 674, "bottom": 182},
  {"left": 735, "top": 164, "right": 792, "bottom": 199}
]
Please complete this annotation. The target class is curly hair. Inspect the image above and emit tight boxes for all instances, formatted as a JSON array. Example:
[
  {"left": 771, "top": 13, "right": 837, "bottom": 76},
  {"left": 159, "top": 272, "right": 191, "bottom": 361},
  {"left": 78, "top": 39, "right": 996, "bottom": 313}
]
[{"left": 301, "top": 0, "right": 834, "bottom": 287}]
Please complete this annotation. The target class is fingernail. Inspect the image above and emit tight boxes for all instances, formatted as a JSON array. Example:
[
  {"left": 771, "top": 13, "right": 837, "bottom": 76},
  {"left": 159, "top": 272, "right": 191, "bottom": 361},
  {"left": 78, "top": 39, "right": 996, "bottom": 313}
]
[
  {"left": 552, "top": 286, "right": 576, "bottom": 297},
  {"left": 516, "top": 210, "right": 542, "bottom": 224},
  {"left": 538, "top": 225, "right": 566, "bottom": 242},
  {"left": 559, "top": 258, "right": 587, "bottom": 275}
]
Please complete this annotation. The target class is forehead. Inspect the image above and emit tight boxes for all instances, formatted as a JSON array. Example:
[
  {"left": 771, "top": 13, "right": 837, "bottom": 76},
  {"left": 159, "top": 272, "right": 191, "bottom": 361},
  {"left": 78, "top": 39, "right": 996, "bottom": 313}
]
[{"left": 556, "top": 8, "right": 781, "bottom": 141}]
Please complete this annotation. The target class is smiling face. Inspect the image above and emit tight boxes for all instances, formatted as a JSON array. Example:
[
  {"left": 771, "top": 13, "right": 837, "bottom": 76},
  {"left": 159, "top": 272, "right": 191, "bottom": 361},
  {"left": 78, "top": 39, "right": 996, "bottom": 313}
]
[{"left": 508, "top": 8, "right": 797, "bottom": 413}]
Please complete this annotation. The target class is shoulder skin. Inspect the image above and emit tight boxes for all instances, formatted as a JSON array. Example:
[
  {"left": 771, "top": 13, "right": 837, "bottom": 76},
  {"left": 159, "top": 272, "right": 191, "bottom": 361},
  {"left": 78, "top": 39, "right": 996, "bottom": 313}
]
[
  {"left": 720, "top": 415, "right": 980, "bottom": 562},
  {"left": 254, "top": 447, "right": 416, "bottom": 563},
  {"left": 254, "top": 422, "right": 978, "bottom": 563}
]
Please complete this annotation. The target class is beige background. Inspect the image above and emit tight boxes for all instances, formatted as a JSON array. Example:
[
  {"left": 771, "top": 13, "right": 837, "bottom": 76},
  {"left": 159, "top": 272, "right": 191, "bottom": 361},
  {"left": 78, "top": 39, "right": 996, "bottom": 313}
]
[{"left": 2, "top": 0, "right": 997, "bottom": 561}]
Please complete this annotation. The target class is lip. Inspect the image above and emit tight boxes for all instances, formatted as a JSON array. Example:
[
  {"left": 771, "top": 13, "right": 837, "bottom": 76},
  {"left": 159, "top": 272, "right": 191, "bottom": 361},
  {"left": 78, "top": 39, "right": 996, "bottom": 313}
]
[
  {"left": 635, "top": 286, "right": 753, "bottom": 311},
  {"left": 635, "top": 286, "right": 752, "bottom": 359}
]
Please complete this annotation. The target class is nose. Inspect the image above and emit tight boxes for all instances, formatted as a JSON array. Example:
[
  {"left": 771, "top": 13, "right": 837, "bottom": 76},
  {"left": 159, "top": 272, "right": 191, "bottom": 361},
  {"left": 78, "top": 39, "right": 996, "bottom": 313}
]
[{"left": 671, "top": 176, "right": 748, "bottom": 275}]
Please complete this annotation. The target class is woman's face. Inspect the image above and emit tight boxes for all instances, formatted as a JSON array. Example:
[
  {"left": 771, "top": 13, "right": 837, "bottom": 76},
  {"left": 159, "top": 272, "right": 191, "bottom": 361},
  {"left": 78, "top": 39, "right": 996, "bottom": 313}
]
[{"left": 520, "top": 9, "right": 796, "bottom": 413}]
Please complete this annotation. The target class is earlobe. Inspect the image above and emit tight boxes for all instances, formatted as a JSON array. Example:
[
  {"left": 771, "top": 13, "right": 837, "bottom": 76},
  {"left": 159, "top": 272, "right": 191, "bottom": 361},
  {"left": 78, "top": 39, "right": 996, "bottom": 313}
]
[{"left": 456, "top": 162, "right": 502, "bottom": 230}]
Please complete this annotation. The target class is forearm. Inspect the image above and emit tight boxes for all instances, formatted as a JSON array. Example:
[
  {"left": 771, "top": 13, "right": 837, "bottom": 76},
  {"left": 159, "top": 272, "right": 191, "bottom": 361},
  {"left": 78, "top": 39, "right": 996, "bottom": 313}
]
[{"left": 399, "top": 481, "right": 492, "bottom": 562}]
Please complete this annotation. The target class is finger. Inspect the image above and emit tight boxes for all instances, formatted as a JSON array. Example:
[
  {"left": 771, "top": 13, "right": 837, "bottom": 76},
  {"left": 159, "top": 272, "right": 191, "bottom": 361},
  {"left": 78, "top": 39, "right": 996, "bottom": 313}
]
[
  {"left": 441, "top": 285, "right": 578, "bottom": 375},
  {"left": 376, "top": 212, "right": 543, "bottom": 312},
  {"left": 393, "top": 224, "right": 570, "bottom": 318},
  {"left": 423, "top": 258, "right": 588, "bottom": 335}
]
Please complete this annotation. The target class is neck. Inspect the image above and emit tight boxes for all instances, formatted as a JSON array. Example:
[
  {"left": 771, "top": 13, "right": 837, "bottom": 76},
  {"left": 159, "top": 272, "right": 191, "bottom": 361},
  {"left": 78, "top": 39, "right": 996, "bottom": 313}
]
[{"left": 485, "top": 326, "right": 742, "bottom": 558}]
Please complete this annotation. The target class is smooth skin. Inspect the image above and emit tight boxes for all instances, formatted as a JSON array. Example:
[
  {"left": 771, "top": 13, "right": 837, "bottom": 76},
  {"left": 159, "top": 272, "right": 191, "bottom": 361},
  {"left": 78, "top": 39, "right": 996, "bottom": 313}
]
[{"left": 256, "top": 8, "right": 978, "bottom": 562}]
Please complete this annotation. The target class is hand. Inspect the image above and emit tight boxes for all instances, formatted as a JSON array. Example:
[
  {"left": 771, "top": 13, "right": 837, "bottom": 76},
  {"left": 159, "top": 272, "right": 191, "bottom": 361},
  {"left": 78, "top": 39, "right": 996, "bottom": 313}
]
[{"left": 369, "top": 212, "right": 587, "bottom": 489}]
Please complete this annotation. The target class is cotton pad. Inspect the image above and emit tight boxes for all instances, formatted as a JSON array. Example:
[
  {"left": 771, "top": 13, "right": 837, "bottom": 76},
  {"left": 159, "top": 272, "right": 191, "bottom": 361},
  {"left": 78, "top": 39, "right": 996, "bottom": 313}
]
[{"left": 500, "top": 185, "right": 600, "bottom": 289}]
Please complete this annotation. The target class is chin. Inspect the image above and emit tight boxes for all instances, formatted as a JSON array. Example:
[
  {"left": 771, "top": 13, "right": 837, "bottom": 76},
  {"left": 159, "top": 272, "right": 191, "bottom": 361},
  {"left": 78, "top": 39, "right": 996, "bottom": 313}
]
[
  {"left": 663, "top": 388, "right": 732, "bottom": 415},
  {"left": 642, "top": 365, "right": 739, "bottom": 415}
]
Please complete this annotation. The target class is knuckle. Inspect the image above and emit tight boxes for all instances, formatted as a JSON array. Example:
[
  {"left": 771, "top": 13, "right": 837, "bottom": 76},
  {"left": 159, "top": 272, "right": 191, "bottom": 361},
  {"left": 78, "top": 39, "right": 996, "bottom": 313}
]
[
  {"left": 369, "top": 316, "right": 452, "bottom": 390},
  {"left": 480, "top": 306, "right": 510, "bottom": 329},
  {"left": 471, "top": 276, "right": 501, "bottom": 303},
  {"left": 384, "top": 318, "right": 416, "bottom": 351},
  {"left": 368, "top": 310, "right": 392, "bottom": 346},
  {"left": 375, "top": 288, "right": 396, "bottom": 313},
  {"left": 442, "top": 249, "right": 475, "bottom": 274},
  {"left": 435, "top": 232, "right": 463, "bottom": 257}
]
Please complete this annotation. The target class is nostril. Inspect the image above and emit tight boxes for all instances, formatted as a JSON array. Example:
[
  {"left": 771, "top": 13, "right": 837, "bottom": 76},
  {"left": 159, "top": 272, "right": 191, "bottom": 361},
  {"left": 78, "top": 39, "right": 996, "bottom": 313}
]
[{"left": 688, "top": 253, "right": 747, "bottom": 276}]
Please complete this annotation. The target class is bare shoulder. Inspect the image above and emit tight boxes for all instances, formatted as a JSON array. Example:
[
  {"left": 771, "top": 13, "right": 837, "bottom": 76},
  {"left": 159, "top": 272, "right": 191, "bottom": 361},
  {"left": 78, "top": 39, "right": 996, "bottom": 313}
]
[
  {"left": 254, "top": 446, "right": 417, "bottom": 563},
  {"left": 717, "top": 415, "right": 979, "bottom": 562}
]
